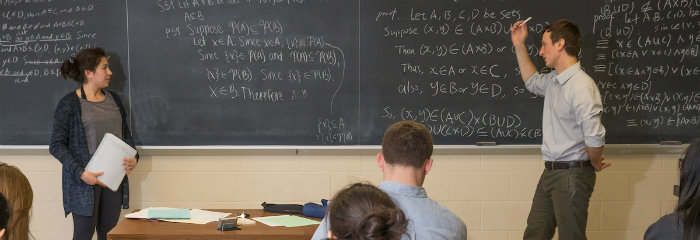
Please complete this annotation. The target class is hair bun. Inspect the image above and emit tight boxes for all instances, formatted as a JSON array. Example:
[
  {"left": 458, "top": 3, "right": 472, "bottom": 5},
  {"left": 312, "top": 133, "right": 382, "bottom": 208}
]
[
  {"left": 59, "top": 57, "right": 79, "bottom": 80},
  {"left": 354, "top": 208, "right": 408, "bottom": 240}
]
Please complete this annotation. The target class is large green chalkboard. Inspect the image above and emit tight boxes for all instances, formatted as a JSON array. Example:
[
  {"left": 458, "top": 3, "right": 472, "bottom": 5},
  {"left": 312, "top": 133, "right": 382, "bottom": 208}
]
[{"left": 1, "top": 0, "right": 698, "bottom": 145}]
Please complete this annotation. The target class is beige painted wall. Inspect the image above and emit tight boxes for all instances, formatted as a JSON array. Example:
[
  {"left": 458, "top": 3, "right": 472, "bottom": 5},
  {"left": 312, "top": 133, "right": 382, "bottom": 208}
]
[{"left": 0, "top": 146, "right": 684, "bottom": 240}]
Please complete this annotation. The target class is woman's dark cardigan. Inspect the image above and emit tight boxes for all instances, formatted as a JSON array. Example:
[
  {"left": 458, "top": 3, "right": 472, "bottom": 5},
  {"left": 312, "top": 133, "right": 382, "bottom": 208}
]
[{"left": 49, "top": 90, "right": 138, "bottom": 216}]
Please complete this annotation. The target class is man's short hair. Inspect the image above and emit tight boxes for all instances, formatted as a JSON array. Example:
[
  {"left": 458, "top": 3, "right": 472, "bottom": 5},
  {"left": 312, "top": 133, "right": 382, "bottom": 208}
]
[
  {"left": 543, "top": 19, "right": 581, "bottom": 57},
  {"left": 381, "top": 120, "right": 433, "bottom": 168}
]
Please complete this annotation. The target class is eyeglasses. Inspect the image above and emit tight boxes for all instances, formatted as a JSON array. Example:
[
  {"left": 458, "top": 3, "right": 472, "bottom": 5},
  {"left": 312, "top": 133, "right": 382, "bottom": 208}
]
[
  {"left": 673, "top": 184, "right": 679, "bottom": 197},
  {"left": 674, "top": 154, "right": 685, "bottom": 197}
]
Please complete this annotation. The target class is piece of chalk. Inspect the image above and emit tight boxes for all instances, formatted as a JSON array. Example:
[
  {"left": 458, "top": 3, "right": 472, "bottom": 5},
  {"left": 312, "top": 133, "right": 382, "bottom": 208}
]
[
  {"left": 519, "top": 17, "right": 532, "bottom": 27},
  {"left": 476, "top": 142, "right": 497, "bottom": 146},
  {"left": 660, "top": 141, "right": 682, "bottom": 145}
]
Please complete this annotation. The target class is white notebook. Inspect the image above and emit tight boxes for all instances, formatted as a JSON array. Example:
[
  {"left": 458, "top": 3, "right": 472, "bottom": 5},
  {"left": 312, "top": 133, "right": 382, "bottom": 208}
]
[{"left": 85, "top": 133, "right": 137, "bottom": 191}]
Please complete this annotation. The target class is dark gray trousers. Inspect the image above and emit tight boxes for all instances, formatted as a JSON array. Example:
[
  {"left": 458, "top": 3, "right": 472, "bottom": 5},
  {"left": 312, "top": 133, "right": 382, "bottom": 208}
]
[
  {"left": 523, "top": 165, "right": 596, "bottom": 240},
  {"left": 72, "top": 185, "right": 123, "bottom": 240}
]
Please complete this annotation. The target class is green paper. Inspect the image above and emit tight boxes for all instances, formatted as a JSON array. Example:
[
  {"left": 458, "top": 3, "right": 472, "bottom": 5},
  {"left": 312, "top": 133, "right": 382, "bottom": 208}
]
[
  {"left": 263, "top": 215, "right": 320, "bottom": 227},
  {"left": 148, "top": 209, "right": 190, "bottom": 219}
]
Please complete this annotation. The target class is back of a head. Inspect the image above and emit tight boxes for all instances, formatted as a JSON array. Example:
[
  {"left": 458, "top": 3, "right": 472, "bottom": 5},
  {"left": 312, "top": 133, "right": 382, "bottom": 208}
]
[
  {"left": 543, "top": 19, "right": 581, "bottom": 57},
  {"left": 59, "top": 47, "right": 106, "bottom": 84},
  {"left": 381, "top": 120, "right": 433, "bottom": 168},
  {"left": 0, "top": 163, "right": 33, "bottom": 240},
  {"left": 327, "top": 183, "right": 408, "bottom": 240},
  {"left": 676, "top": 138, "right": 700, "bottom": 240}
]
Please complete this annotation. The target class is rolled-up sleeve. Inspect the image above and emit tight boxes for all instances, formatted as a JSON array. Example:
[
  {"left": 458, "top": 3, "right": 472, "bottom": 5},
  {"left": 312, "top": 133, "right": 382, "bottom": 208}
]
[
  {"left": 573, "top": 81, "right": 606, "bottom": 147},
  {"left": 525, "top": 72, "right": 550, "bottom": 96}
]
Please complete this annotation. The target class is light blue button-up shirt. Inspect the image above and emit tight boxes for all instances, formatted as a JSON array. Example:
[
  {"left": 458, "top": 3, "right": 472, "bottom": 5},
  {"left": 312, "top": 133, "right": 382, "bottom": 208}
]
[
  {"left": 525, "top": 62, "right": 606, "bottom": 161},
  {"left": 311, "top": 181, "right": 467, "bottom": 240}
]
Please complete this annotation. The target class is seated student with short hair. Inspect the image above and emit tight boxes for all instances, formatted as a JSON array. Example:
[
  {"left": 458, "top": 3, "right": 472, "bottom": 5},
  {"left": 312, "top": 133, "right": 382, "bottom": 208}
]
[
  {"left": 0, "top": 163, "right": 34, "bottom": 240},
  {"left": 644, "top": 138, "right": 700, "bottom": 240},
  {"left": 325, "top": 182, "right": 407, "bottom": 240},
  {"left": 313, "top": 120, "right": 467, "bottom": 240}
]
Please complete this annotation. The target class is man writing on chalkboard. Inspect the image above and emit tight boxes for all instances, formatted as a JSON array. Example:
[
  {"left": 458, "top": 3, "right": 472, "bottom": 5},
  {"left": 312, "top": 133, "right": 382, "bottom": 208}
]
[{"left": 510, "top": 19, "right": 608, "bottom": 239}]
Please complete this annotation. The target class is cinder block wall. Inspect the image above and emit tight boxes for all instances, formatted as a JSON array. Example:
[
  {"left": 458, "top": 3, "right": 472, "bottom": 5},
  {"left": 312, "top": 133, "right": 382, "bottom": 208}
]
[{"left": 0, "top": 146, "right": 683, "bottom": 240}]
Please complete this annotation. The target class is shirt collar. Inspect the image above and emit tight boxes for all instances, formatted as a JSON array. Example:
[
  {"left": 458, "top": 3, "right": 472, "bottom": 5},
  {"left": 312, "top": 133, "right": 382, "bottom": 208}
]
[
  {"left": 554, "top": 62, "right": 582, "bottom": 85},
  {"left": 379, "top": 181, "right": 428, "bottom": 198}
]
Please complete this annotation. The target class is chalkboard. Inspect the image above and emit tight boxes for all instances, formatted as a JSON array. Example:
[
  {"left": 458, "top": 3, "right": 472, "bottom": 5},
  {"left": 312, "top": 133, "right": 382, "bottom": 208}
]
[
  {"left": 1, "top": 0, "right": 699, "bottom": 146},
  {"left": 0, "top": 1, "right": 130, "bottom": 145}
]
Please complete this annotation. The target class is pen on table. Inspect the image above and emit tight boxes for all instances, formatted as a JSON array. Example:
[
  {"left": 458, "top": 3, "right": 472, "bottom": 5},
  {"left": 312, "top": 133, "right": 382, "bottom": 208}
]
[{"left": 518, "top": 17, "right": 532, "bottom": 27}]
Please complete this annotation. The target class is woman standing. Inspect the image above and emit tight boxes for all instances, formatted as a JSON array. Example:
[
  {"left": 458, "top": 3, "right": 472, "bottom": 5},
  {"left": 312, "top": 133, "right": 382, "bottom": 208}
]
[
  {"left": 49, "top": 47, "right": 138, "bottom": 240},
  {"left": 0, "top": 163, "right": 34, "bottom": 240}
]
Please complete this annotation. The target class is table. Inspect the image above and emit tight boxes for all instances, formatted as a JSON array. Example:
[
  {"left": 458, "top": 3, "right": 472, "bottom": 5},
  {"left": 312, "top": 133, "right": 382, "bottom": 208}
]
[{"left": 107, "top": 209, "right": 321, "bottom": 239}]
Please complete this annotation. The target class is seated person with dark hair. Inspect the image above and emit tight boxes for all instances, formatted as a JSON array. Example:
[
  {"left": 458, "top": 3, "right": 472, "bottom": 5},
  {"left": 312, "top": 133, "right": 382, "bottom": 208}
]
[
  {"left": 325, "top": 182, "right": 407, "bottom": 240},
  {"left": 313, "top": 120, "right": 467, "bottom": 240},
  {"left": 645, "top": 138, "right": 700, "bottom": 240}
]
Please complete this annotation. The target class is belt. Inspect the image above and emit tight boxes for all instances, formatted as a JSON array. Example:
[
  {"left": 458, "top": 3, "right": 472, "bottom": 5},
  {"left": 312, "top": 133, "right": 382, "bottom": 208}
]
[{"left": 544, "top": 160, "right": 591, "bottom": 170}]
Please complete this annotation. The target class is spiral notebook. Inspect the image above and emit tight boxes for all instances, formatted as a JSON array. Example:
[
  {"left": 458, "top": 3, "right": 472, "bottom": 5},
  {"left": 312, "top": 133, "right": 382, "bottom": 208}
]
[{"left": 85, "top": 133, "right": 137, "bottom": 191}]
